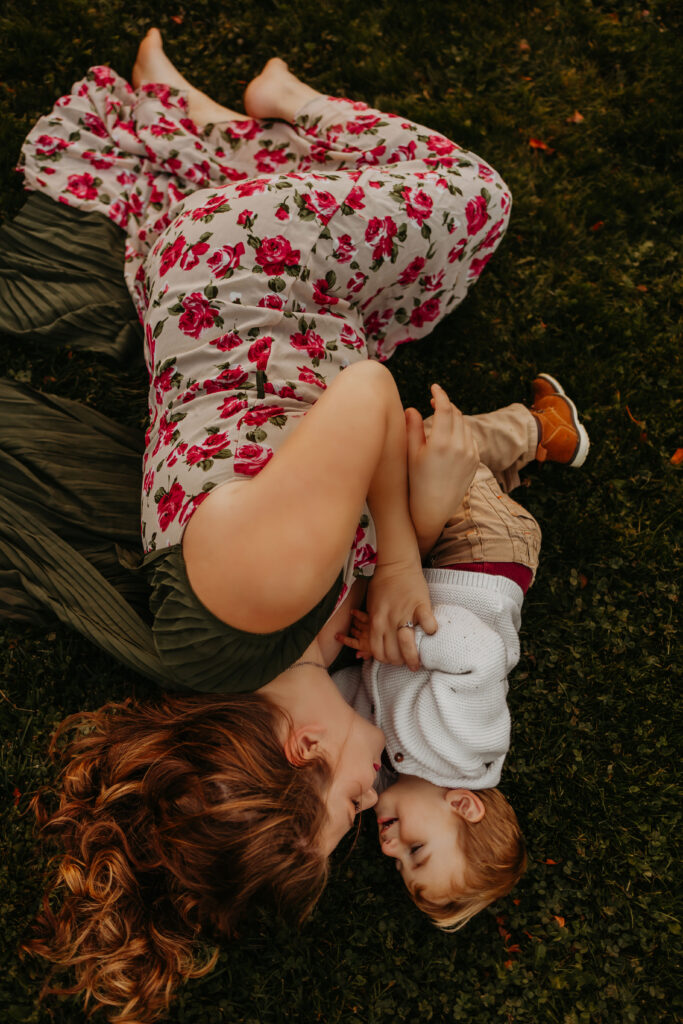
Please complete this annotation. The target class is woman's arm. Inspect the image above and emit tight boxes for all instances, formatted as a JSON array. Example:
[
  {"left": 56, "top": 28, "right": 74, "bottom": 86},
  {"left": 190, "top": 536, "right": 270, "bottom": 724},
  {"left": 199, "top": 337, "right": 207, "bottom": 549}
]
[{"left": 183, "top": 360, "right": 435, "bottom": 667}]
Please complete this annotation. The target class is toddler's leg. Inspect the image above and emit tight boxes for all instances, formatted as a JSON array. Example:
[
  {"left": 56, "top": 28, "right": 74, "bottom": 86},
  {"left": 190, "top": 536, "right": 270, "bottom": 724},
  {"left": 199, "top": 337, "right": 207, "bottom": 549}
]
[{"left": 427, "top": 462, "right": 541, "bottom": 579}]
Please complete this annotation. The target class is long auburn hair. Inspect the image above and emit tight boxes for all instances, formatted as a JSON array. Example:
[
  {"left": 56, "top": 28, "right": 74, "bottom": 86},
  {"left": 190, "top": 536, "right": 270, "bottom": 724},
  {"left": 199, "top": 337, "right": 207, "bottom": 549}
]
[{"left": 21, "top": 692, "right": 331, "bottom": 1023}]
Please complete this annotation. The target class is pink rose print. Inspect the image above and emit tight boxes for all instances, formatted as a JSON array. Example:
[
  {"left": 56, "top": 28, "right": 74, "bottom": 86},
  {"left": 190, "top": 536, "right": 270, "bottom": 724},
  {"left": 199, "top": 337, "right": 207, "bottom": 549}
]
[
  {"left": 235, "top": 179, "right": 268, "bottom": 198},
  {"left": 398, "top": 256, "right": 425, "bottom": 286},
  {"left": 481, "top": 218, "right": 506, "bottom": 250},
  {"left": 356, "top": 144, "right": 387, "bottom": 167},
  {"left": 91, "top": 66, "right": 116, "bottom": 88},
  {"left": 304, "top": 189, "right": 339, "bottom": 225},
  {"left": 223, "top": 120, "right": 262, "bottom": 141},
  {"left": 387, "top": 140, "right": 417, "bottom": 163},
  {"left": 469, "top": 254, "right": 493, "bottom": 279},
  {"left": 344, "top": 186, "right": 366, "bottom": 210},
  {"left": 290, "top": 330, "right": 327, "bottom": 360},
  {"left": 150, "top": 116, "right": 180, "bottom": 138},
  {"left": 275, "top": 205, "right": 290, "bottom": 221},
  {"left": 426, "top": 134, "right": 457, "bottom": 156},
  {"left": 345, "top": 114, "right": 382, "bottom": 135},
  {"left": 179, "top": 383, "right": 200, "bottom": 404},
  {"left": 186, "top": 432, "right": 231, "bottom": 465},
  {"left": 312, "top": 278, "right": 339, "bottom": 306},
  {"left": 66, "top": 173, "right": 98, "bottom": 201},
  {"left": 254, "top": 235, "right": 300, "bottom": 275},
  {"left": 365, "top": 309, "right": 392, "bottom": 337},
  {"left": 257, "top": 294, "right": 284, "bottom": 310},
  {"left": 35, "top": 134, "right": 71, "bottom": 157},
  {"left": 180, "top": 240, "right": 210, "bottom": 271},
  {"left": 365, "top": 216, "right": 397, "bottom": 261},
  {"left": 254, "top": 146, "right": 290, "bottom": 173},
  {"left": 153, "top": 366, "right": 176, "bottom": 406},
  {"left": 333, "top": 234, "right": 356, "bottom": 263},
  {"left": 205, "top": 367, "right": 249, "bottom": 393},
  {"left": 218, "top": 397, "right": 249, "bottom": 419},
  {"left": 422, "top": 270, "right": 445, "bottom": 291},
  {"left": 83, "top": 150, "right": 115, "bottom": 170},
  {"left": 297, "top": 365, "right": 327, "bottom": 390},
  {"left": 466, "top": 195, "right": 489, "bottom": 236},
  {"left": 143, "top": 469, "right": 155, "bottom": 494},
  {"left": 448, "top": 239, "right": 466, "bottom": 263},
  {"left": 140, "top": 82, "right": 175, "bottom": 108},
  {"left": 234, "top": 443, "right": 274, "bottom": 477},
  {"left": 339, "top": 323, "right": 365, "bottom": 350},
  {"left": 237, "top": 208, "right": 254, "bottom": 226},
  {"left": 410, "top": 297, "right": 441, "bottom": 328},
  {"left": 501, "top": 192, "right": 511, "bottom": 214},
  {"left": 83, "top": 113, "right": 108, "bottom": 139},
  {"left": 178, "top": 292, "right": 220, "bottom": 339},
  {"left": 178, "top": 490, "right": 211, "bottom": 528},
  {"left": 248, "top": 335, "right": 273, "bottom": 370},
  {"left": 402, "top": 187, "right": 433, "bottom": 226},
  {"left": 157, "top": 481, "right": 186, "bottom": 531},
  {"left": 239, "top": 405, "right": 286, "bottom": 427},
  {"left": 210, "top": 332, "right": 242, "bottom": 352},
  {"left": 347, "top": 270, "right": 368, "bottom": 294},
  {"left": 159, "top": 235, "right": 185, "bottom": 276},
  {"left": 207, "top": 241, "right": 245, "bottom": 278},
  {"left": 478, "top": 162, "right": 495, "bottom": 182}
]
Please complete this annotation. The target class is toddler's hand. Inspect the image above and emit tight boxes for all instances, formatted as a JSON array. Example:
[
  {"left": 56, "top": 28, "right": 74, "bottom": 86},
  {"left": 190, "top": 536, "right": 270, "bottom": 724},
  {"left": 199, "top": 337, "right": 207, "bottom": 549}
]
[
  {"left": 336, "top": 608, "right": 373, "bottom": 660},
  {"left": 405, "top": 383, "right": 479, "bottom": 551}
]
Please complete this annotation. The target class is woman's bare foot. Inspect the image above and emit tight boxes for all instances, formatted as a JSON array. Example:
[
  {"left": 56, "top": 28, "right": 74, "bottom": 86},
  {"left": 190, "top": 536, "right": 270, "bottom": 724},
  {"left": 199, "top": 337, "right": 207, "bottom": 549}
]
[
  {"left": 132, "top": 28, "right": 251, "bottom": 126},
  {"left": 243, "top": 57, "right": 322, "bottom": 122}
]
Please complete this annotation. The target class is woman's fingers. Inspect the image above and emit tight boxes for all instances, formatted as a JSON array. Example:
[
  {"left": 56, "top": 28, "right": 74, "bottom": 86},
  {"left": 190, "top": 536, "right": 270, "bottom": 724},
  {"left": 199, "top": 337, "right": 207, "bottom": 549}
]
[
  {"left": 396, "top": 624, "right": 420, "bottom": 672},
  {"left": 414, "top": 601, "right": 438, "bottom": 635}
]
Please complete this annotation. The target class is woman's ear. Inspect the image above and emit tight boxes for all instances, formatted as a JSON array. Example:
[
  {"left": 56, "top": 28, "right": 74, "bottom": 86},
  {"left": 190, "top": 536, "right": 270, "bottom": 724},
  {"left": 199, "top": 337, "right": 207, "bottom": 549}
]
[
  {"left": 283, "top": 726, "right": 325, "bottom": 766},
  {"left": 446, "top": 789, "right": 486, "bottom": 822}
]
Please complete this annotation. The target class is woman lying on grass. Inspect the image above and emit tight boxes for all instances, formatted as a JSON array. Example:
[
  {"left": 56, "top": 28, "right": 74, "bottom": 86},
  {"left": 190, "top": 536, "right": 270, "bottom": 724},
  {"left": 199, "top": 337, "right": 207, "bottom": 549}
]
[{"left": 19, "top": 28, "right": 523, "bottom": 1023}]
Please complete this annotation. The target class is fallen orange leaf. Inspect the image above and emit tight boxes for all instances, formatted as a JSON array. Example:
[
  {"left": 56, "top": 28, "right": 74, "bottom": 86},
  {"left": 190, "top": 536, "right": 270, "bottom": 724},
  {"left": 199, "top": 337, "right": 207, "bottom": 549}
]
[
  {"left": 671, "top": 449, "right": 683, "bottom": 465},
  {"left": 625, "top": 405, "right": 645, "bottom": 427},
  {"left": 545, "top": 858, "right": 559, "bottom": 864},
  {"left": 636, "top": 284, "right": 648, "bottom": 292},
  {"left": 590, "top": 220, "right": 605, "bottom": 232},
  {"left": 579, "top": 573, "right": 588, "bottom": 588},
  {"left": 553, "top": 915, "right": 566, "bottom": 927},
  {"left": 504, "top": 959, "right": 514, "bottom": 969},
  {"left": 13, "top": 786, "right": 21, "bottom": 807},
  {"left": 529, "top": 138, "right": 556, "bottom": 154},
  {"left": 566, "top": 110, "right": 585, "bottom": 124},
  {"left": 171, "top": 14, "right": 184, "bottom": 24},
  {"left": 507, "top": 944, "right": 521, "bottom": 953}
]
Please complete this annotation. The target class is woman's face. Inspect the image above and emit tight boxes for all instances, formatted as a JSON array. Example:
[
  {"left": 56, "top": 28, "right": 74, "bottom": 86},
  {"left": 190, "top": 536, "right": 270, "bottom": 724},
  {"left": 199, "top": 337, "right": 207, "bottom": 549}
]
[{"left": 318, "top": 705, "right": 384, "bottom": 856}]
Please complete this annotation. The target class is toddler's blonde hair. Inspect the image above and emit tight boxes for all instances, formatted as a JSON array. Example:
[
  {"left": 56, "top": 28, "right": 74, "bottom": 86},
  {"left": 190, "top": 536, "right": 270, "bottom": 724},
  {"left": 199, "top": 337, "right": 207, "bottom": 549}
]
[{"left": 409, "top": 787, "right": 526, "bottom": 930}]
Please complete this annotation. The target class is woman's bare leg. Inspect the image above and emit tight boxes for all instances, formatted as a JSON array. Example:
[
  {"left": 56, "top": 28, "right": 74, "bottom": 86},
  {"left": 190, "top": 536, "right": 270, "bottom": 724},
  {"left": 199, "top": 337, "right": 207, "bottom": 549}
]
[
  {"left": 132, "top": 28, "right": 252, "bottom": 126},
  {"left": 243, "top": 58, "right": 323, "bottom": 121}
]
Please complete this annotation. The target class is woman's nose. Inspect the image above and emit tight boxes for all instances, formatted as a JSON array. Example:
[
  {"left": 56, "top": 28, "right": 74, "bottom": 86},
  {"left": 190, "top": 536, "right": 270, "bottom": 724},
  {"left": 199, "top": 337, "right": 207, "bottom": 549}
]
[{"left": 364, "top": 786, "right": 378, "bottom": 810}]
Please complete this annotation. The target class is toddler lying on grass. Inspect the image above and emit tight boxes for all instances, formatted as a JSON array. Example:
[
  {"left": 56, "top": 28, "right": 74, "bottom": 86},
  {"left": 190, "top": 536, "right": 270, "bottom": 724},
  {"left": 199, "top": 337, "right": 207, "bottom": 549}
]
[{"left": 335, "top": 376, "right": 589, "bottom": 928}]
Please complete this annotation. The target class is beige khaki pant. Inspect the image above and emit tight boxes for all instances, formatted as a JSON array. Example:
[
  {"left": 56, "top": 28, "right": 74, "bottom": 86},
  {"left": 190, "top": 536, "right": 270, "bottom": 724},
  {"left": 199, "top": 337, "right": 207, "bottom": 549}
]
[{"left": 427, "top": 403, "right": 542, "bottom": 577}]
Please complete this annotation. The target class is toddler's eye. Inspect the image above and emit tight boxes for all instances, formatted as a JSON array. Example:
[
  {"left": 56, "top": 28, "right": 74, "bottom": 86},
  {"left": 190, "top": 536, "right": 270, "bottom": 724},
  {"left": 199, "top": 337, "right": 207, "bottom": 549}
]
[{"left": 410, "top": 844, "right": 423, "bottom": 855}]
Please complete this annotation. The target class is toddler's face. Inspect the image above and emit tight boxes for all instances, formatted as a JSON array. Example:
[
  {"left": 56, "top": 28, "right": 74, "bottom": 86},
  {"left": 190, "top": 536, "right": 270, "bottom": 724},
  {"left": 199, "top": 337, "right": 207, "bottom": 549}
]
[{"left": 374, "top": 774, "right": 471, "bottom": 903}]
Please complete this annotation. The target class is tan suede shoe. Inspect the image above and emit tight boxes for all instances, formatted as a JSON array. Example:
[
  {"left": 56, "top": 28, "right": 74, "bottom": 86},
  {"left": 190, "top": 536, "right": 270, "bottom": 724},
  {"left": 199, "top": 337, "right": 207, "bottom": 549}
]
[{"left": 531, "top": 373, "right": 590, "bottom": 467}]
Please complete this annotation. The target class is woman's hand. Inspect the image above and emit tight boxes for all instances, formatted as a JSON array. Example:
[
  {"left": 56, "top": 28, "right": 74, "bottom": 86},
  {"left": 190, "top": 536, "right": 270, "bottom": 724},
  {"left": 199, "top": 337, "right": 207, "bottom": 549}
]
[
  {"left": 364, "top": 557, "right": 437, "bottom": 670},
  {"left": 405, "top": 383, "right": 480, "bottom": 558}
]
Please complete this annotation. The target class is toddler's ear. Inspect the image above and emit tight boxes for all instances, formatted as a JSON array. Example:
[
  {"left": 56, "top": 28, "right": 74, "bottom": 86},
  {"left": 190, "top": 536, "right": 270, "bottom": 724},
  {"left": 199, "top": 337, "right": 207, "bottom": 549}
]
[{"left": 446, "top": 789, "right": 486, "bottom": 822}]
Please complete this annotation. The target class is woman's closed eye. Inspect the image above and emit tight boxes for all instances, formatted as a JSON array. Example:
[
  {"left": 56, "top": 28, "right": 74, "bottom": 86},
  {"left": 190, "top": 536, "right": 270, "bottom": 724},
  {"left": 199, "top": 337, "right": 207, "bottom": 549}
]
[{"left": 410, "top": 843, "right": 423, "bottom": 855}]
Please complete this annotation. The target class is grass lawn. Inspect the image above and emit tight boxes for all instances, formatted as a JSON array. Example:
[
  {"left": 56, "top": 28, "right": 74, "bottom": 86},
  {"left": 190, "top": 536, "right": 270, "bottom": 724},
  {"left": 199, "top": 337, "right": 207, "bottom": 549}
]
[{"left": 0, "top": 1, "right": 680, "bottom": 1021}]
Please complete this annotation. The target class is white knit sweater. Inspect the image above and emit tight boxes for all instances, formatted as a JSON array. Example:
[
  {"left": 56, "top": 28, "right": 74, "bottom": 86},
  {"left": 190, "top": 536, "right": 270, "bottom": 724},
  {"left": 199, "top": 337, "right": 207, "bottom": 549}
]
[{"left": 333, "top": 568, "right": 524, "bottom": 790}]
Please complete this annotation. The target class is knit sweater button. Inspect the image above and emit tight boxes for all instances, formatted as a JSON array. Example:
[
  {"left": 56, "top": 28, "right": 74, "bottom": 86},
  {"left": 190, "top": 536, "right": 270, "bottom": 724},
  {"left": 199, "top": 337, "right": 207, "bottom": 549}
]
[{"left": 394, "top": 752, "right": 404, "bottom": 763}]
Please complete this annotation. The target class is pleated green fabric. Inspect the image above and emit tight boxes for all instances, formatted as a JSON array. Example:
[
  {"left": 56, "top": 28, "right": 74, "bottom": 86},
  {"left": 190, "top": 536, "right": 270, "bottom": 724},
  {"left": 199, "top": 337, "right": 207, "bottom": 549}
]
[
  {"left": 0, "top": 192, "right": 142, "bottom": 363},
  {"left": 147, "top": 547, "right": 343, "bottom": 693}
]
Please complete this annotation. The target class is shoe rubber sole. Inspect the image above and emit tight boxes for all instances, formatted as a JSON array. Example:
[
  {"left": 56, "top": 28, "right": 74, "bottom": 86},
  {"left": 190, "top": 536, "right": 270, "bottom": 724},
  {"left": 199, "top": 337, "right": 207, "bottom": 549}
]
[{"left": 536, "top": 373, "right": 590, "bottom": 467}]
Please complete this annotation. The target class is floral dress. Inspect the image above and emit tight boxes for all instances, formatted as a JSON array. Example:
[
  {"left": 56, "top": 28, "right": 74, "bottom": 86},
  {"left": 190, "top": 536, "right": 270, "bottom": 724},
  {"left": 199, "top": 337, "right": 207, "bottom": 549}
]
[{"left": 20, "top": 65, "right": 512, "bottom": 612}]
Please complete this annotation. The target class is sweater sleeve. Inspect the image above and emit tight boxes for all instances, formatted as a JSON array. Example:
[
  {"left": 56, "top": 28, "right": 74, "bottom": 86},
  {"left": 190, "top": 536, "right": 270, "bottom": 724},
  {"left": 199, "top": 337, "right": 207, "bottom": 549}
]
[{"left": 378, "top": 603, "right": 511, "bottom": 789}]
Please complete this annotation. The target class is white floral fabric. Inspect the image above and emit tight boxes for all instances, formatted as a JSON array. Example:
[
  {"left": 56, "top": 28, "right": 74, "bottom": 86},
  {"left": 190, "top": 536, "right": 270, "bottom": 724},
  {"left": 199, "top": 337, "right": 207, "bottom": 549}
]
[{"left": 20, "top": 66, "right": 512, "bottom": 607}]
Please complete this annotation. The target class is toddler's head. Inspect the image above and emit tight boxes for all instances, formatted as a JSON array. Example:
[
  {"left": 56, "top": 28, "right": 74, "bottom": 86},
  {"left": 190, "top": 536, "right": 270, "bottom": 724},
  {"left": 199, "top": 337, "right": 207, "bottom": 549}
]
[{"left": 374, "top": 774, "right": 525, "bottom": 929}]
